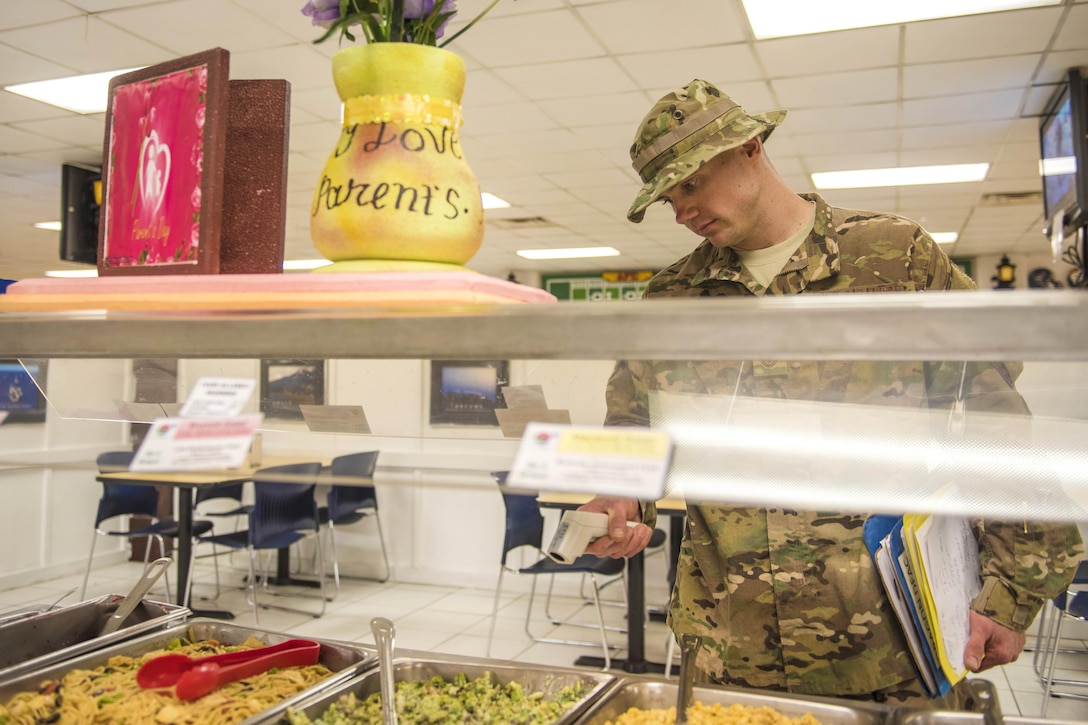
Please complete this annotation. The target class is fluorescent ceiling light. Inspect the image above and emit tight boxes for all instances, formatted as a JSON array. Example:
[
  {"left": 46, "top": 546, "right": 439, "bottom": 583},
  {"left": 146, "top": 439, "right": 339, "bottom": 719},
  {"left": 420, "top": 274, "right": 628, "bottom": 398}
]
[
  {"left": 931, "top": 232, "right": 959, "bottom": 244},
  {"left": 517, "top": 246, "right": 620, "bottom": 260},
  {"left": 282, "top": 259, "right": 333, "bottom": 270},
  {"left": 481, "top": 192, "right": 510, "bottom": 209},
  {"left": 34, "top": 221, "right": 62, "bottom": 231},
  {"left": 45, "top": 269, "right": 98, "bottom": 278},
  {"left": 741, "top": 0, "right": 1060, "bottom": 39},
  {"left": 1040, "top": 156, "right": 1076, "bottom": 177},
  {"left": 5, "top": 67, "right": 140, "bottom": 114},
  {"left": 811, "top": 163, "right": 989, "bottom": 190}
]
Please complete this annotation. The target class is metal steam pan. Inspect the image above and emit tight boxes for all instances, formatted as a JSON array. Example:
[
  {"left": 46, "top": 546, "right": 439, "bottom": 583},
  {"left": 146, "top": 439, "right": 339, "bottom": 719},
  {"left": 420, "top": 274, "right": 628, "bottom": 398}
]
[
  {"left": 0, "top": 618, "right": 375, "bottom": 724},
  {"left": 0, "top": 592, "right": 189, "bottom": 683},
  {"left": 572, "top": 677, "right": 894, "bottom": 725},
  {"left": 281, "top": 655, "right": 617, "bottom": 724}
]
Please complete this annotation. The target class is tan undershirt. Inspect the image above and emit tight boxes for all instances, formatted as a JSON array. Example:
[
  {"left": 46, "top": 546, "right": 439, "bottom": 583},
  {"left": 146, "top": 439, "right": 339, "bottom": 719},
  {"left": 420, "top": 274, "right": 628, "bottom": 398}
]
[{"left": 736, "top": 203, "right": 816, "bottom": 288}]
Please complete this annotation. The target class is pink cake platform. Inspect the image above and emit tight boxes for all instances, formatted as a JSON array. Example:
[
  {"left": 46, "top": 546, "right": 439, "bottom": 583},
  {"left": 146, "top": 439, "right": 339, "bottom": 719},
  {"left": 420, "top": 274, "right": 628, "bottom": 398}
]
[{"left": 0, "top": 271, "right": 556, "bottom": 312}]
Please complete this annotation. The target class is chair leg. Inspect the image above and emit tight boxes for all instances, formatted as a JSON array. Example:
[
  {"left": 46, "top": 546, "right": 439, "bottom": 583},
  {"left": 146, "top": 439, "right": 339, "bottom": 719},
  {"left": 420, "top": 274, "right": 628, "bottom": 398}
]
[
  {"left": 148, "top": 535, "right": 171, "bottom": 601},
  {"left": 80, "top": 530, "right": 101, "bottom": 601},
  {"left": 486, "top": 568, "right": 507, "bottom": 658},
  {"left": 247, "top": 548, "right": 260, "bottom": 625},
  {"left": 314, "top": 533, "right": 328, "bottom": 614},
  {"left": 325, "top": 515, "right": 390, "bottom": 589},
  {"left": 328, "top": 520, "right": 342, "bottom": 597},
  {"left": 664, "top": 633, "right": 677, "bottom": 680},
  {"left": 586, "top": 573, "right": 611, "bottom": 671},
  {"left": 373, "top": 513, "right": 391, "bottom": 583}
]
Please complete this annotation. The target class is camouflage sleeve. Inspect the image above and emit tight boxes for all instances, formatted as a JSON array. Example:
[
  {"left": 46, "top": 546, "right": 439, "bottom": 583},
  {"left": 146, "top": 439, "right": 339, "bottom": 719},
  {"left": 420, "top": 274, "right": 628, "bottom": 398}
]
[
  {"left": 604, "top": 359, "right": 652, "bottom": 428},
  {"left": 604, "top": 359, "right": 658, "bottom": 528},
  {"left": 972, "top": 520, "right": 1085, "bottom": 631}
]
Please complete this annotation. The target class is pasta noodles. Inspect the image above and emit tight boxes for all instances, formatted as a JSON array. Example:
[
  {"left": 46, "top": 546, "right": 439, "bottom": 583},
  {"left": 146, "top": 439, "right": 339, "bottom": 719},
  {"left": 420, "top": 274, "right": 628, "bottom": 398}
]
[
  {"left": 0, "top": 635, "right": 333, "bottom": 725},
  {"left": 604, "top": 702, "right": 825, "bottom": 725}
]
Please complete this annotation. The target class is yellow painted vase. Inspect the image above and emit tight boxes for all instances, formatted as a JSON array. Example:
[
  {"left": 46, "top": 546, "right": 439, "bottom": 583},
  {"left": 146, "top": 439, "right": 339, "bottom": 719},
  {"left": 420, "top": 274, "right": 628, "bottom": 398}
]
[{"left": 310, "top": 43, "right": 483, "bottom": 272}]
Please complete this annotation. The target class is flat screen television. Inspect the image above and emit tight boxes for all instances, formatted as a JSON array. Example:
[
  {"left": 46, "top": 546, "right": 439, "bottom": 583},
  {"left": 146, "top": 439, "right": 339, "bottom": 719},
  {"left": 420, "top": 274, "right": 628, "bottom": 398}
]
[
  {"left": 1039, "top": 68, "right": 1088, "bottom": 236},
  {"left": 0, "top": 360, "right": 48, "bottom": 424},
  {"left": 59, "top": 163, "right": 102, "bottom": 265}
]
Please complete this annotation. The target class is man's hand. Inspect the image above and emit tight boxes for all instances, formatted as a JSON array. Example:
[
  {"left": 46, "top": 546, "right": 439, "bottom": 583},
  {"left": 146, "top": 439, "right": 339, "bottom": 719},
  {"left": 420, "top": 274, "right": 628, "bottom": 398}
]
[
  {"left": 578, "top": 496, "right": 653, "bottom": 559},
  {"left": 963, "top": 610, "right": 1026, "bottom": 672}
]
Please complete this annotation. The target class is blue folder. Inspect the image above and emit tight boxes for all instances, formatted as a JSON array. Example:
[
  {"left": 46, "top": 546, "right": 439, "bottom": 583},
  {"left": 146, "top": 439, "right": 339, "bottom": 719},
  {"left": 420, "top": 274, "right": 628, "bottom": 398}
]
[{"left": 863, "top": 514, "right": 951, "bottom": 698}]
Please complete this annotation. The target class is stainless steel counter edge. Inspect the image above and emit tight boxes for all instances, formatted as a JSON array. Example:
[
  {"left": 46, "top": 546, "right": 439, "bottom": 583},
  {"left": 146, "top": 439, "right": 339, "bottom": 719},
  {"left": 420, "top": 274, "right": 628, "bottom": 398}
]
[{"left": 3, "top": 290, "right": 1087, "bottom": 361}]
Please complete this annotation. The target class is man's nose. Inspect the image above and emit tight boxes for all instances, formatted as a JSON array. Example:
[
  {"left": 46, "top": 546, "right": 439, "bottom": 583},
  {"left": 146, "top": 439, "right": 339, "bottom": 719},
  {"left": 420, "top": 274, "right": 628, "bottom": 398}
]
[{"left": 673, "top": 200, "right": 696, "bottom": 226}]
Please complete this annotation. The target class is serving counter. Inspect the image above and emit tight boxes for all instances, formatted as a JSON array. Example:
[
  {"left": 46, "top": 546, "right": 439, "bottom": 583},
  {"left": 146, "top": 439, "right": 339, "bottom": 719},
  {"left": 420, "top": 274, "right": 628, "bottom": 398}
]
[{"left": 1, "top": 288, "right": 1086, "bottom": 723}]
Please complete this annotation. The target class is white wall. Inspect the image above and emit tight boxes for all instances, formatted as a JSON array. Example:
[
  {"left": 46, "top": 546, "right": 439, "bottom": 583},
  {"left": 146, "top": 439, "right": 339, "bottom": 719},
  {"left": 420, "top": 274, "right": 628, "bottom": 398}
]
[{"left": 0, "top": 359, "right": 131, "bottom": 590}]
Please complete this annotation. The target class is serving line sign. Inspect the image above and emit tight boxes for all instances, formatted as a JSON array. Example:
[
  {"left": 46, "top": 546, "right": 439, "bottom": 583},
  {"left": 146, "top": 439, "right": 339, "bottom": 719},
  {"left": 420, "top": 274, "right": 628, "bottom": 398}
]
[{"left": 506, "top": 422, "right": 672, "bottom": 499}]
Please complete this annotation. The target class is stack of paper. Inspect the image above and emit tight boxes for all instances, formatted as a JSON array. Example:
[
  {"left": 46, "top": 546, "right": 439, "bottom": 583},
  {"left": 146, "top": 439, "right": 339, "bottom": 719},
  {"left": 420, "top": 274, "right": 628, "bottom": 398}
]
[{"left": 863, "top": 514, "right": 981, "bottom": 698}]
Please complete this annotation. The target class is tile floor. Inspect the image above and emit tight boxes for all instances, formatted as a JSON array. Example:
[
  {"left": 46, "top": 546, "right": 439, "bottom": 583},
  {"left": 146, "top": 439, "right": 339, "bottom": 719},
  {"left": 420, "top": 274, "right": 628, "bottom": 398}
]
[{"left": 2, "top": 549, "right": 1086, "bottom": 722}]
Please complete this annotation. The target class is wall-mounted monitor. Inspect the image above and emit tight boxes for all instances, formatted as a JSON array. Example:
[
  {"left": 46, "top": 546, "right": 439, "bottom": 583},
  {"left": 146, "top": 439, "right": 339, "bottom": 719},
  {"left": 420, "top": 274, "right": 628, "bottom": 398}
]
[
  {"left": 0, "top": 360, "right": 48, "bottom": 424},
  {"left": 429, "top": 360, "right": 509, "bottom": 426},
  {"left": 59, "top": 163, "right": 102, "bottom": 265},
  {"left": 1039, "top": 68, "right": 1088, "bottom": 236}
]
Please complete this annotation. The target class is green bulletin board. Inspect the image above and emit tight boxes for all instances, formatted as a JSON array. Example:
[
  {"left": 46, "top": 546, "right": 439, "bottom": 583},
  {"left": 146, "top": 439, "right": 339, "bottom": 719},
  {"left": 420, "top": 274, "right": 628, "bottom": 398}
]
[{"left": 541, "top": 271, "right": 655, "bottom": 301}]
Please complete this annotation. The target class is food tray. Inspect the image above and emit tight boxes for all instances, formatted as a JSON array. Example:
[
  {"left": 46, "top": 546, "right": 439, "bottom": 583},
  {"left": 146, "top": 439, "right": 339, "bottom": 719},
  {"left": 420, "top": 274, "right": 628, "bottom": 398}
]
[
  {"left": 0, "top": 618, "right": 375, "bottom": 724},
  {"left": 900, "top": 711, "right": 1086, "bottom": 725},
  {"left": 572, "top": 678, "right": 893, "bottom": 724},
  {"left": 279, "top": 655, "right": 617, "bottom": 724},
  {"left": 0, "top": 593, "right": 189, "bottom": 682}
]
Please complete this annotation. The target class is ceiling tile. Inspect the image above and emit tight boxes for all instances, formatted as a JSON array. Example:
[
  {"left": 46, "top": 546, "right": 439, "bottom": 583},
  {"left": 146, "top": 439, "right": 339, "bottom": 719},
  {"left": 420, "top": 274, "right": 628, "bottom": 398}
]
[
  {"left": 617, "top": 44, "right": 762, "bottom": 90},
  {"left": 0, "top": 15, "right": 174, "bottom": 73},
  {"left": 101, "top": 0, "right": 297, "bottom": 56},
  {"left": 0, "top": 0, "right": 83, "bottom": 31},
  {"left": 494, "top": 58, "right": 636, "bottom": 100},
  {"left": 904, "top": 55, "right": 1042, "bottom": 99},
  {"left": 230, "top": 44, "right": 335, "bottom": 93},
  {"left": 773, "top": 67, "right": 898, "bottom": 109},
  {"left": 756, "top": 26, "right": 899, "bottom": 78},
  {"left": 537, "top": 91, "right": 649, "bottom": 128},
  {"left": 901, "top": 89, "right": 1025, "bottom": 127},
  {"left": 464, "top": 70, "right": 527, "bottom": 107},
  {"left": 10, "top": 115, "right": 105, "bottom": 148},
  {"left": 465, "top": 102, "right": 559, "bottom": 135},
  {"left": 1053, "top": 3, "right": 1088, "bottom": 50},
  {"left": 783, "top": 102, "right": 899, "bottom": 135},
  {"left": 450, "top": 9, "right": 605, "bottom": 67},
  {"left": 904, "top": 7, "right": 1063, "bottom": 64},
  {"left": 0, "top": 43, "right": 80, "bottom": 86},
  {"left": 577, "top": 0, "right": 748, "bottom": 55}
]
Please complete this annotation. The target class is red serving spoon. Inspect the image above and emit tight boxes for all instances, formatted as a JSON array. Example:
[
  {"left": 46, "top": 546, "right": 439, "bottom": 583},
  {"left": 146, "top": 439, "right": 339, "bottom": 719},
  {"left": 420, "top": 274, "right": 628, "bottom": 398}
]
[{"left": 137, "top": 639, "right": 321, "bottom": 701}]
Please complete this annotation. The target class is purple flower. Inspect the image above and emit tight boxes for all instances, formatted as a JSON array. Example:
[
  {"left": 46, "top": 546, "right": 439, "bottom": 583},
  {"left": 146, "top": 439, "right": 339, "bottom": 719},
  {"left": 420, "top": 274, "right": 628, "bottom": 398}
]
[
  {"left": 405, "top": 0, "right": 458, "bottom": 38},
  {"left": 301, "top": 0, "right": 342, "bottom": 28}
]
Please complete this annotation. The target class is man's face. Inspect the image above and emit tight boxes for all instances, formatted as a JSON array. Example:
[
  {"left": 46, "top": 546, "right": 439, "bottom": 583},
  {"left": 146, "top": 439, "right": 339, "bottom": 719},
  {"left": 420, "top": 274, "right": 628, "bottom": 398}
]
[{"left": 658, "top": 145, "right": 763, "bottom": 251}]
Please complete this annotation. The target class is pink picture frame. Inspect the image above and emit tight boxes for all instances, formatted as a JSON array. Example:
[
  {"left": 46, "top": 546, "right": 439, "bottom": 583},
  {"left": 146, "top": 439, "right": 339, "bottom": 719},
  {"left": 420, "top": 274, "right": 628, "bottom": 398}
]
[{"left": 98, "top": 48, "right": 229, "bottom": 275}]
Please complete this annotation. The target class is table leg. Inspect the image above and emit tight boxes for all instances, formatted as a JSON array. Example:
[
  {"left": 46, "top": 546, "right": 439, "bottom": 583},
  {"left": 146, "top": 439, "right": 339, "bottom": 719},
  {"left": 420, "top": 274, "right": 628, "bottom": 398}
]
[
  {"left": 262, "top": 547, "right": 321, "bottom": 589},
  {"left": 175, "top": 490, "right": 192, "bottom": 608},
  {"left": 573, "top": 551, "right": 673, "bottom": 674},
  {"left": 178, "top": 488, "right": 233, "bottom": 620}
]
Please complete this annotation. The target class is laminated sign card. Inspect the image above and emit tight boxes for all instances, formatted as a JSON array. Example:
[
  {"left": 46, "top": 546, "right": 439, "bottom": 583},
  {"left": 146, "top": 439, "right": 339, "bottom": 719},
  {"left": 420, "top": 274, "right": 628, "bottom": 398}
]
[{"left": 100, "top": 48, "right": 228, "bottom": 275}]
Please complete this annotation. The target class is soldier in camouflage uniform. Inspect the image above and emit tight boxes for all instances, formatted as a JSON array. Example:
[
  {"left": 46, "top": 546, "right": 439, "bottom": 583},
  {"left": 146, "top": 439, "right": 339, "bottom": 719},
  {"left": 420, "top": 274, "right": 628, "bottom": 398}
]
[{"left": 581, "top": 79, "right": 1085, "bottom": 708}]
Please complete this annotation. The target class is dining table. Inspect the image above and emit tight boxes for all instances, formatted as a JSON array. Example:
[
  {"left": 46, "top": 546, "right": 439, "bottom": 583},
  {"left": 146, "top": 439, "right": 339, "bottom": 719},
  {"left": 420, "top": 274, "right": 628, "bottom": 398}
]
[
  {"left": 536, "top": 491, "right": 686, "bottom": 675},
  {"left": 95, "top": 454, "right": 330, "bottom": 619}
]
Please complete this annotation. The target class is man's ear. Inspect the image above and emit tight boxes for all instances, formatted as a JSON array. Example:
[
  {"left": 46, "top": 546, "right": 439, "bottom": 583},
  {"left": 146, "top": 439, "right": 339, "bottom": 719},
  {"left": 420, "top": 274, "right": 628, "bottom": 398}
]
[{"left": 740, "top": 137, "right": 761, "bottom": 158}]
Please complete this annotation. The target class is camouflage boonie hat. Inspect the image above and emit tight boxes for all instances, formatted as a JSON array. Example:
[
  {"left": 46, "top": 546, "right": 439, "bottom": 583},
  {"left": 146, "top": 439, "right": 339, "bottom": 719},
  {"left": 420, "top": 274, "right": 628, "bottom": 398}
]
[{"left": 627, "top": 79, "right": 787, "bottom": 222}]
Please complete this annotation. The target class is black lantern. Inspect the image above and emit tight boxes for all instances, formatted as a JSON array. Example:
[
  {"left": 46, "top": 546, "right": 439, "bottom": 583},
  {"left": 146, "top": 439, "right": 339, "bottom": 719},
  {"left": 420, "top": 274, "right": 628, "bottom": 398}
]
[{"left": 992, "top": 255, "right": 1016, "bottom": 289}]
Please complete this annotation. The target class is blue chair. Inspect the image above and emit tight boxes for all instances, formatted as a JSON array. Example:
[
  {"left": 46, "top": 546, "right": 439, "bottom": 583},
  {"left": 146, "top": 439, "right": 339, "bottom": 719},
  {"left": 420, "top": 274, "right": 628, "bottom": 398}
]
[
  {"left": 80, "top": 451, "right": 212, "bottom": 601},
  {"left": 194, "top": 461, "right": 326, "bottom": 624},
  {"left": 317, "top": 451, "right": 389, "bottom": 593},
  {"left": 185, "top": 483, "right": 253, "bottom": 602},
  {"left": 1036, "top": 559, "right": 1088, "bottom": 715},
  {"left": 485, "top": 472, "right": 626, "bottom": 670}
]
